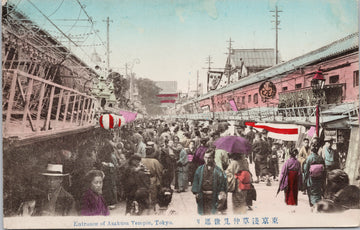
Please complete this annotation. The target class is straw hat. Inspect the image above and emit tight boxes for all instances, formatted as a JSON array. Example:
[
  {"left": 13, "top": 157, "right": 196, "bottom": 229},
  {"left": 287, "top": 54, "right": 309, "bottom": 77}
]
[{"left": 41, "top": 164, "right": 69, "bottom": 177}]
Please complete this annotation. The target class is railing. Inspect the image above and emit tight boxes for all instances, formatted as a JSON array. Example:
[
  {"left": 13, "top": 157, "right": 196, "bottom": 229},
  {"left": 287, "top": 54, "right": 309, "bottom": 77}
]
[
  {"left": 2, "top": 70, "right": 96, "bottom": 139},
  {"left": 159, "top": 105, "right": 325, "bottom": 122}
]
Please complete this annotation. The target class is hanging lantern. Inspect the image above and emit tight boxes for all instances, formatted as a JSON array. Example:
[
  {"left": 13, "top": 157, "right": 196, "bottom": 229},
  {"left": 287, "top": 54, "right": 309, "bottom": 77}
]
[
  {"left": 99, "top": 114, "right": 125, "bottom": 130},
  {"left": 311, "top": 70, "right": 325, "bottom": 91}
]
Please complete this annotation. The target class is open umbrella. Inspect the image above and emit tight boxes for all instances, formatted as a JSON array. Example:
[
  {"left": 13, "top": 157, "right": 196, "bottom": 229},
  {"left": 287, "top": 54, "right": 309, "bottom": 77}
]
[{"left": 213, "top": 136, "right": 252, "bottom": 154}]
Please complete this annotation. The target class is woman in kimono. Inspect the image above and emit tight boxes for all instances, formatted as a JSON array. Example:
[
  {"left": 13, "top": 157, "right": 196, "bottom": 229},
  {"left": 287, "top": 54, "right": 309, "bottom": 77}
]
[
  {"left": 81, "top": 170, "right": 110, "bottom": 216},
  {"left": 225, "top": 153, "right": 250, "bottom": 214},
  {"left": 303, "top": 146, "right": 326, "bottom": 207},
  {"left": 278, "top": 149, "right": 302, "bottom": 206}
]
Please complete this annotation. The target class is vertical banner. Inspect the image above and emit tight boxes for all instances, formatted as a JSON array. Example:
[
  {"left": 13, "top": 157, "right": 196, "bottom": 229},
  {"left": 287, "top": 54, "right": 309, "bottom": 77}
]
[
  {"left": 207, "top": 71, "right": 223, "bottom": 91},
  {"left": 229, "top": 99, "right": 238, "bottom": 111}
]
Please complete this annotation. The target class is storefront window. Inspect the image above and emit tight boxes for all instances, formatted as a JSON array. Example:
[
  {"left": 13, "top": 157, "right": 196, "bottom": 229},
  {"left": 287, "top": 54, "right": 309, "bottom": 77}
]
[
  {"left": 354, "top": 70, "right": 359, "bottom": 87},
  {"left": 254, "top": 93, "right": 258, "bottom": 104},
  {"left": 329, "top": 75, "right": 339, "bottom": 84}
]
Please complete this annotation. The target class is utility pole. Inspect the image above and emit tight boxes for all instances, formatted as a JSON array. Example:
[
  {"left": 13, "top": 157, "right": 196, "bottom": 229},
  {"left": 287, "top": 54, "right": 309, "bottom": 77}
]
[
  {"left": 196, "top": 70, "right": 199, "bottom": 97},
  {"left": 103, "top": 17, "right": 113, "bottom": 73},
  {"left": 125, "top": 63, "right": 133, "bottom": 101},
  {"left": 225, "top": 38, "right": 234, "bottom": 85},
  {"left": 270, "top": 5, "right": 282, "bottom": 65},
  {"left": 205, "top": 55, "right": 213, "bottom": 72}
]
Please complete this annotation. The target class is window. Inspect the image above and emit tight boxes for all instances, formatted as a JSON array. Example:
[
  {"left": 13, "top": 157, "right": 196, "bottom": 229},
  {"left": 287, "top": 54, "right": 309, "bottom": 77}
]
[
  {"left": 248, "top": 95, "right": 251, "bottom": 103},
  {"left": 295, "top": 83, "right": 302, "bottom": 89},
  {"left": 282, "top": 86, "right": 288, "bottom": 92},
  {"left": 329, "top": 75, "right": 339, "bottom": 84},
  {"left": 354, "top": 71, "right": 359, "bottom": 87},
  {"left": 242, "top": 96, "right": 245, "bottom": 104},
  {"left": 253, "top": 93, "right": 258, "bottom": 104}
]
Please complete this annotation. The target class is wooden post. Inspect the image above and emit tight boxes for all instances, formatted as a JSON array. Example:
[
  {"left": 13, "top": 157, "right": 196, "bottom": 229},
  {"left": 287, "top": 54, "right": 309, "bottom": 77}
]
[
  {"left": 4, "top": 71, "right": 18, "bottom": 135},
  {"left": 30, "top": 63, "right": 38, "bottom": 75},
  {"left": 89, "top": 99, "right": 96, "bottom": 124},
  {"left": 2, "top": 50, "right": 10, "bottom": 69},
  {"left": 22, "top": 79, "right": 34, "bottom": 132},
  {"left": 44, "top": 65, "right": 51, "bottom": 79},
  {"left": 80, "top": 97, "right": 87, "bottom": 126},
  {"left": 35, "top": 82, "right": 46, "bottom": 132},
  {"left": 45, "top": 86, "right": 55, "bottom": 131},
  {"left": 70, "top": 95, "right": 77, "bottom": 123},
  {"left": 55, "top": 89, "right": 64, "bottom": 122},
  {"left": 85, "top": 98, "right": 92, "bottom": 124},
  {"left": 62, "top": 92, "right": 70, "bottom": 124},
  {"left": 75, "top": 96, "right": 82, "bottom": 124},
  {"left": 8, "top": 52, "right": 16, "bottom": 69}
]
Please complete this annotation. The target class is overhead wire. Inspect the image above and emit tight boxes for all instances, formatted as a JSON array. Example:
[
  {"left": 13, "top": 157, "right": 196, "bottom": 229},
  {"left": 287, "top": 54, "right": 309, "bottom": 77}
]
[
  {"left": 46, "top": 0, "right": 65, "bottom": 18},
  {"left": 64, "top": 7, "right": 82, "bottom": 34},
  {"left": 25, "top": 0, "right": 97, "bottom": 66},
  {"left": 74, "top": 0, "right": 107, "bottom": 51}
]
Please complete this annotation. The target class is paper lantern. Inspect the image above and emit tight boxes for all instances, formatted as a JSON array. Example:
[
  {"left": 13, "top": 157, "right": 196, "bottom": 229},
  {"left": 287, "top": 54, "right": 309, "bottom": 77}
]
[{"left": 99, "top": 114, "right": 125, "bottom": 130}]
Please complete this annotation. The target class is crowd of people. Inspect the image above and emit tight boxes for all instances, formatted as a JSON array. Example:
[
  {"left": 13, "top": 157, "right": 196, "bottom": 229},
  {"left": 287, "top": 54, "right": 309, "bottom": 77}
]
[{"left": 18, "top": 119, "right": 359, "bottom": 216}]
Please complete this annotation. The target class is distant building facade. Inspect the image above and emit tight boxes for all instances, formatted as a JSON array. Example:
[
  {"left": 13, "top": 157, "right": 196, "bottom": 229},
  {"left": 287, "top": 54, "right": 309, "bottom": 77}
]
[{"left": 155, "top": 81, "right": 178, "bottom": 107}]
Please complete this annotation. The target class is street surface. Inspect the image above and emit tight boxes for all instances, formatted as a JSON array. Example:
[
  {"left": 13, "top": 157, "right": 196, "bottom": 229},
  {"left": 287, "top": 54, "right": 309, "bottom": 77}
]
[{"left": 110, "top": 161, "right": 313, "bottom": 216}]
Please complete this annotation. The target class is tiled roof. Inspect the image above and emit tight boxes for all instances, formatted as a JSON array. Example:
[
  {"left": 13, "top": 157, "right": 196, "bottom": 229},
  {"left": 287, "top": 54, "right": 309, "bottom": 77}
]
[
  {"left": 230, "top": 49, "right": 275, "bottom": 68},
  {"left": 181, "top": 33, "right": 358, "bottom": 106}
]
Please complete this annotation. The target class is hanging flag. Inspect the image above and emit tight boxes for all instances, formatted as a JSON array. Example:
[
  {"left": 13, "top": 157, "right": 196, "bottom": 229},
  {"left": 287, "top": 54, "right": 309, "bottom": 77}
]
[
  {"left": 229, "top": 99, "right": 238, "bottom": 111},
  {"left": 245, "top": 122, "right": 299, "bottom": 141},
  {"left": 160, "top": 100, "right": 176, "bottom": 103},
  {"left": 207, "top": 71, "right": 223, "bottom": 91}
]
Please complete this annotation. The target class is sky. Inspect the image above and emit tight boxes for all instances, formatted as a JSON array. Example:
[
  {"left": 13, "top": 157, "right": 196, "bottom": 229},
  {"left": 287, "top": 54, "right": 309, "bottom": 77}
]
[{"left": 7, "top": 0, "right": 359, "bottom": 94}]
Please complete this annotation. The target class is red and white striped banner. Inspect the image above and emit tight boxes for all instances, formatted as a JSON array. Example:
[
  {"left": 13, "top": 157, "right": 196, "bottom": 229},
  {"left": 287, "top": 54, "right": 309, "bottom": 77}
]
[{"left": 245, "top": 122, "right": 300, "bottom": 141}]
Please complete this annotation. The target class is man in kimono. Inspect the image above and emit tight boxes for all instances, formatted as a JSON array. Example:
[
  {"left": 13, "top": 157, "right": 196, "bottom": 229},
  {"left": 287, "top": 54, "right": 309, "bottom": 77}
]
[
  {"left": 141, "top": 142, "right": 164, "bottom": 211},
  {"left": 192, "top": 149, "right": 227, "bottom": 215}
]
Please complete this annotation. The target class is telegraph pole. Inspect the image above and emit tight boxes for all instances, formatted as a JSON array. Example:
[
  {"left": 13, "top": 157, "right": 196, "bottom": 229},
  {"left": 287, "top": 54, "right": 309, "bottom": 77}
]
[
  {"left": 270, "top": 5, "right": 282, "bottom": 65},
  {"left": 103, "top": 17, "right": 113, "bottom": 73},
  {"left": 226, "top": 38, "right": 234, "bottom": 85},
  {"left": 205, "top": 55, "right": 213, "bottom": 72}
]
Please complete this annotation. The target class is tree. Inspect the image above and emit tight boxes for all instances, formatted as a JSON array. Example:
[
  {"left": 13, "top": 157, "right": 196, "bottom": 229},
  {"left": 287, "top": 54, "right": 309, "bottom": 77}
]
[
  {"left": 134, "top": 77, "right": 163, "bottom": 115},
  {"left": 109, "top": 72, "right": 130, "bottom": 108}
]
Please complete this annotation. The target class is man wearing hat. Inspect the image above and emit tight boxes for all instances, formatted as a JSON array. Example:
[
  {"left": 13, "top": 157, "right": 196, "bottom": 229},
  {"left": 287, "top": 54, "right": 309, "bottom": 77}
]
[
  {"left": 141, "top": 141, "right": 164, "bottom": 212},
  {"left": 25, "top": 164, "right": 76, "bottom": 216}
]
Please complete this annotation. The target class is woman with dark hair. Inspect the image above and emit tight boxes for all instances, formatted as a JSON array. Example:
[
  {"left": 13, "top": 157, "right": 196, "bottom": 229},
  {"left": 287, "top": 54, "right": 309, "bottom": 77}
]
[
  {"left": 99, "top": 143, "right": 119, "bottom": 209},
  {"left": 278, "top": 149, "right": 302, "bottom": 207},
  {"left": 315, "top": 169, "right": 360, "bottom": 212},
  {"left": 226, "top": 153, "right": 250, "bottom": 214},
  {"left": 303, "top": 145, "right": 325, "bottom": 207},
  {"left": 80, "top": 170, "right": 109, "bottom": 216}
]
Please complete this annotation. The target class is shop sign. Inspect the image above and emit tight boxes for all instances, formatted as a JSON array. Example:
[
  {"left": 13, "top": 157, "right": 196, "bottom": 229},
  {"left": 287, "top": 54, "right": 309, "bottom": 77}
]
[
  {"left": 324, "top": 130, "right": 337, "bottom": 142},
  {"left": 259, "top": 81, "right": 277, "bottom": 99}
]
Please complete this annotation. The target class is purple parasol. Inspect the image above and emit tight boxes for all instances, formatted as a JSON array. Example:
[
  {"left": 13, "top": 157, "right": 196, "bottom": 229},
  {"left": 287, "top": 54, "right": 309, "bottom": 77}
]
[{"left": 213, "top": 136, "right": 252, "bottom": 154}]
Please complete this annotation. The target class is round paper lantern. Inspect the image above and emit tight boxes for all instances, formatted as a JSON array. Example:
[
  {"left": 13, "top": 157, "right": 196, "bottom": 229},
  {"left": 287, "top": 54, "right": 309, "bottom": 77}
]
[{"left": 99, "top": 114, "right": 125, "bottom": 129}]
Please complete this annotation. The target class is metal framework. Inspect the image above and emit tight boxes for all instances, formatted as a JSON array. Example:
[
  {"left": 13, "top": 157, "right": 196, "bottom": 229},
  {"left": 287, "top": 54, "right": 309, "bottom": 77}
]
[{"left": 159, "top": 103, "right": 359, "bottom": 126}]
